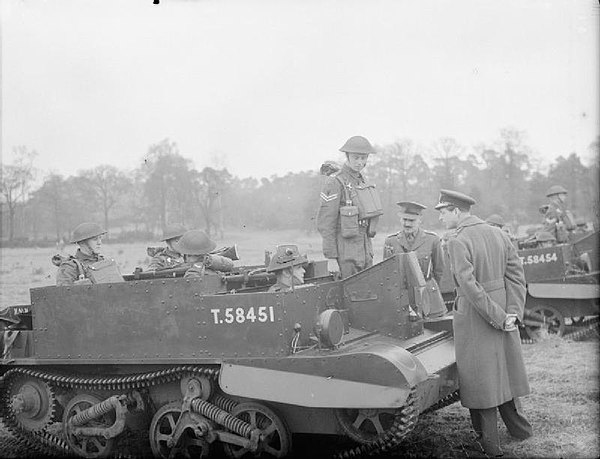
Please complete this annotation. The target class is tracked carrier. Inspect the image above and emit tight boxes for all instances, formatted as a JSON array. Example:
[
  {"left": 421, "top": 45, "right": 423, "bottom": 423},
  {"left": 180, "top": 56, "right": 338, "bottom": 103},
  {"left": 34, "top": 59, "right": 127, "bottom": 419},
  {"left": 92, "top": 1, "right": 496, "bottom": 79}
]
[{"left": 0, "top": 253, "right": 458, "bottom": 458}]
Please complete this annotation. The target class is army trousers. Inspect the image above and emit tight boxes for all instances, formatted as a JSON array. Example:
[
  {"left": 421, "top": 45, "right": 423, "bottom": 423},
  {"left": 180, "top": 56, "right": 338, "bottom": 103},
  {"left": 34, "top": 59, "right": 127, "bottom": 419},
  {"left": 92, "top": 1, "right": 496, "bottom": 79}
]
[
  {"left": 470, "top": 398, "right": 532, "bottom": 456},
  {"left": 337, "top": 256, "right": 373, "bottom": 279}
]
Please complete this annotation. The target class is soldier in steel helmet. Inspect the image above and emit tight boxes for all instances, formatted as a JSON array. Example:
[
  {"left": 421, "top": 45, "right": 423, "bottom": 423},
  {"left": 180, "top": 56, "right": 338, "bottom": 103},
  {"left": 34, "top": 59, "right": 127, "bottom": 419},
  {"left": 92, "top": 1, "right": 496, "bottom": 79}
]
[
  {"left": 146, "top": 224, "right": 186, "bottom": 271},
  {"left": 266, "top": 245, "right": 308, "bottom": 292},
  {"left": 175, "top": 230, "right": 218, "bottom": 278},
  {"left": 436, "top": 189, "right": 532, "bottom": 457},
  {"left": 534, "top": 231, "right": 556, "bottom": 248},
  {"left": 384, "top": 201, "right": 445, "bottom": 285},
  {"left": 56, "top": 222, "right": 108, "bottom": 285},
  {"left": 542, "top": 185, "right": 575, "bottom": 242},
  {"left": 317, "top": 135, "right": 382, "bottom": 278}
]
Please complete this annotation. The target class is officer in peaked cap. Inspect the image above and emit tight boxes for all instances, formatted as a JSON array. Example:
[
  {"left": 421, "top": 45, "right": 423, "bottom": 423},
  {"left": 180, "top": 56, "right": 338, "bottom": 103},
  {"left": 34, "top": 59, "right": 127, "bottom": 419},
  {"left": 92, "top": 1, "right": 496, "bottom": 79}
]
[
  {"left": 436, "top": 189, "right": 532, "bottom": 456},
  {"left": 56, "top": 222, "right": 108, "bottom": 285},
  {"left": 317, "top": 135, "right": 381, "bottom": 279},
  {"left": 175, "top": 230, "right": 218, "bottom": 278},
  {"left": 384, "top": 201, "right": 445, "bottom": 286},
  {"left": 266, "top": 244, "right": 309, "bottom": 292},
  {"left": 542, "top": 184, "right": 575, "bottom": 241},
  {"left": 146, "top": 224, "right": 186, "bottom": 271}
]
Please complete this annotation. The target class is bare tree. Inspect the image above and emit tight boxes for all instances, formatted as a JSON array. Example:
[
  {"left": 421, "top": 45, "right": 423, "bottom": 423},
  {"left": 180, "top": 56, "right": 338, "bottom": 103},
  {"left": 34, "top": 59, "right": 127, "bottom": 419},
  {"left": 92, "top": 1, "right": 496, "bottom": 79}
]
[{"left": 1, "top": 146, "right": 37, "bottom": 241}]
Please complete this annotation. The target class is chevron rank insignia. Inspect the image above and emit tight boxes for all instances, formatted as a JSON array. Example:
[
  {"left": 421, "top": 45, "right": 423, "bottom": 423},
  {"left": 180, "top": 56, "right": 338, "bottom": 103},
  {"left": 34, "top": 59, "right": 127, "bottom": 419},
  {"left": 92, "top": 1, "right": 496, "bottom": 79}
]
[{"left": 320, "top": 192, "right": 338, "bottom": 202}]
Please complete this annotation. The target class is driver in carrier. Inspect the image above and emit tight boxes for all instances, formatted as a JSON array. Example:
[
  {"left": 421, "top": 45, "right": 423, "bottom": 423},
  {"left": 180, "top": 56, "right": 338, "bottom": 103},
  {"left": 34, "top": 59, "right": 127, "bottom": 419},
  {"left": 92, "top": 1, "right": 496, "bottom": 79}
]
[{"left": 267, "top": 245, "right": 309, "bottom": 292}]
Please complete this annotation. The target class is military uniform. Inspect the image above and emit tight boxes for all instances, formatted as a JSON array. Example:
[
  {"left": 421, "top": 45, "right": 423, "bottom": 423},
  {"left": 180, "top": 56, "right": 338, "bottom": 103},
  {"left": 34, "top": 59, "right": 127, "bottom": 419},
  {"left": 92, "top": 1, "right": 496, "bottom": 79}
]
[
  {"left": 383, "top": 228, "right": 444, "bottom": 284},
  {"left": 436, "top": 189, "right": 532, "bottom": 456},
  {"left": 147, "top": 247, "right": 184, "bottom": 271},
  {"left": 317, "top": 164, "right": 374, "bottom": 278},
  {"left": 56, "top": 249, "right": 104, "bottom": 285},
  {"left": 183, "top": 263, "right": 217, "bottom": 278},
  {"left": 542, "top": 185, "right": 575, "bottom": 242}
]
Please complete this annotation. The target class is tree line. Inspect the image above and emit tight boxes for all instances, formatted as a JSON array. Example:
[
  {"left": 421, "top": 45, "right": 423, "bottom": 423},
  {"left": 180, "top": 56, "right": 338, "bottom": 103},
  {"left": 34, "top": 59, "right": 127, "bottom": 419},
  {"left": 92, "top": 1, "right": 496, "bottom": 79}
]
[{"left": 1, "top": 129, "right": 598, "bottom": 245}]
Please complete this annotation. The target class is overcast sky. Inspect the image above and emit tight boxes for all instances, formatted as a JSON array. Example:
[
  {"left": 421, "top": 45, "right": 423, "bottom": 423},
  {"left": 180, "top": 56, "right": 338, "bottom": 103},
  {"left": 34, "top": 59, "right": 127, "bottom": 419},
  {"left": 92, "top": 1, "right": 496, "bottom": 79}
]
[{"left": 2, "top": 0, "right": 599, "bottom": 180}]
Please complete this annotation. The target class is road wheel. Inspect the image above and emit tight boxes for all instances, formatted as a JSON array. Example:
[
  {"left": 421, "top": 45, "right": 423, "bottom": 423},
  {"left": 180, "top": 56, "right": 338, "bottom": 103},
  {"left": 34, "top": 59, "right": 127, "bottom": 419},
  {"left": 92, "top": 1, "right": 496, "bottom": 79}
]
[{"left": 525, "top": 305, "right": 565, "bottom": 341}]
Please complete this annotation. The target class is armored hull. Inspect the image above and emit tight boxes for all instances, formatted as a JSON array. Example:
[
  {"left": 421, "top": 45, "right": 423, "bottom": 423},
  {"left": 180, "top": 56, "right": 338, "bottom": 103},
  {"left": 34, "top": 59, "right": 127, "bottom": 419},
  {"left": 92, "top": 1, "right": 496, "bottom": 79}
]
[{"left": 1, "top": 254, "right": 459, "bottom": 458}]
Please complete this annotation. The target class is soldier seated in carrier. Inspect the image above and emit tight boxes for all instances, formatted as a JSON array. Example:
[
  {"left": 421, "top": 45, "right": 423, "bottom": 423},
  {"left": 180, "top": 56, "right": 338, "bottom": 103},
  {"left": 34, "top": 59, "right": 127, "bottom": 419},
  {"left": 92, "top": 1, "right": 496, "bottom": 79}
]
[
  {"left": 54, "top": 222, "right": 122, "bottom": 285},
  {"left": 534, "top": 231, "right": 556, "bottom": 248},
  {"left": 266, "top": 245, "right": 309, "bottom": 292},
  {"left": 176, "top": 230, "right": 234, "bottom": 278},
  {"left": 146, "top": 224, "right": 186, "bottom": 271}
]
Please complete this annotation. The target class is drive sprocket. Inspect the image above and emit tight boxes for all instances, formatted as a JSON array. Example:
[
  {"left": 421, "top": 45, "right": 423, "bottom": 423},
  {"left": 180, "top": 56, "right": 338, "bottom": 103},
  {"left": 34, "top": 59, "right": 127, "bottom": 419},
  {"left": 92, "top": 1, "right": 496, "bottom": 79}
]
[{"left": 7, "top": 376, "right": 56, "bottom": 432}]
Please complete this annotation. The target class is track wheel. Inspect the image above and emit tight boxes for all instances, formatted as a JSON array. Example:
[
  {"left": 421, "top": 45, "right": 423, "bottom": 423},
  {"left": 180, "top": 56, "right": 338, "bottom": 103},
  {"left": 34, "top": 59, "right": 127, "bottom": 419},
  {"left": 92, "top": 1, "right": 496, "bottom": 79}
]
[
  {"left": 149, "top": 401, "right": 209, "bottom": 458},
  {"left": 335, "top": 408, "right": 399, "bottom": 444},
  {"left": 63, "top": 394, "right": 115, "bottom": 458},
  {"left": 525, "top": 305, "right": 565, "bottom": 341},
  {"left": 223, "top": 402, "right": 291, "bottom": 458},
  {"left": 8, "top": 377, "right": 56, "bottom": 432}
]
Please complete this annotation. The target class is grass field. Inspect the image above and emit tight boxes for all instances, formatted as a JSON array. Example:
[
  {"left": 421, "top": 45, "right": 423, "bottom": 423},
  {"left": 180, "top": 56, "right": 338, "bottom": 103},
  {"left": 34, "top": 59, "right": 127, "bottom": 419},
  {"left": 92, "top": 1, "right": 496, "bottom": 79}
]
[{"left": 0, "top": 230, "right": 598, "bottom": 458}]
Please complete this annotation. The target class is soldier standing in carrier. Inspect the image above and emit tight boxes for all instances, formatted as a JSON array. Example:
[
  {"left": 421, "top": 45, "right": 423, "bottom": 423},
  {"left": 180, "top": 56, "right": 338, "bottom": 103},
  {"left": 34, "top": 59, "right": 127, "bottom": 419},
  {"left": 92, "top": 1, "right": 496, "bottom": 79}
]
[
  {"left": 383, "top": 201, "right": 444, "bottom": 285},
  {"left": 146, "top": 224, "right": 186, "bottom": 271},
  {"left": 56, "top": 222, "right": 108, "bottom": 285},
  {"left": 542, "top": 185, "right": 575, "bottom": 242},
  {"left": 317, "top": 135, "right": 382, "bottom": 278},
  {"left": 436, "top": 189, "right": 532, "bottom": 457}
]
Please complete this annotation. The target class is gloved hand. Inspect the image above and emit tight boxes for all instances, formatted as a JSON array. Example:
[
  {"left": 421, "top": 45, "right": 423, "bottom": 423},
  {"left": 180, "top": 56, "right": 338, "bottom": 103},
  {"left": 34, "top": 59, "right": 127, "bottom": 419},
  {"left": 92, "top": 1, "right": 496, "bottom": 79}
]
[{"left": 503, "top": 313, "right": 518, "bottom": 331}]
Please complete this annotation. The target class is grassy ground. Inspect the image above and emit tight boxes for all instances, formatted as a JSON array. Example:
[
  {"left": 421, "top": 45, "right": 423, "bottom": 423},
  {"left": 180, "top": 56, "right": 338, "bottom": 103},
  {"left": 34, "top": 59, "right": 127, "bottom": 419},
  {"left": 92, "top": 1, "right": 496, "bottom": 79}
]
[{"left": 0, "top": 231, "right": 598, "bottom": 458}]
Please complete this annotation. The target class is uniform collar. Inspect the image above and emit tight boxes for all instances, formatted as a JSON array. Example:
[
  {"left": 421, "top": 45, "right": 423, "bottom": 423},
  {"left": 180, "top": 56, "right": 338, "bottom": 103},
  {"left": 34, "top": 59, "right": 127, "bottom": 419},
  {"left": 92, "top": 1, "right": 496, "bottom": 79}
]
[
  {"left": 75, "top": 248, "right": 101, "bottom": 262},
  {"left": 456, "top": 214, "right": 485, "bottom": 230},
  {"left": 398, "top": 228, "right": 426, "bottom": 249},
  {"left": 341, "top": 163, "right": 364, "bottom": 181}
]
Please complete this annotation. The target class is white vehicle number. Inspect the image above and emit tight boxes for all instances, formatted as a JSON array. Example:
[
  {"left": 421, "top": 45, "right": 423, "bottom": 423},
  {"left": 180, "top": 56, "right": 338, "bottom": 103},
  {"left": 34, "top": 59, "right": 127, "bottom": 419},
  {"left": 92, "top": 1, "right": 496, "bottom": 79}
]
[
  {"left": 519, "top": 252, "right": 558, "bottom": 265},
  {"left": 210, "top": 306, "right": 275, "bottom": 324}
]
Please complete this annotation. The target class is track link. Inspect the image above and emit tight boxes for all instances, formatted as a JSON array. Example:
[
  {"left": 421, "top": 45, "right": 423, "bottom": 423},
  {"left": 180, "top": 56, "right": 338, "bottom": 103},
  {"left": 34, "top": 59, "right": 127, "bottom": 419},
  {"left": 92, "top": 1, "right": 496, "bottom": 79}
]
[
  {"left": 520, "top": 316, "right": 599, "bottom": 344},
  {"left": 0, "top": 365, "right": 219, "bottom": 458}
]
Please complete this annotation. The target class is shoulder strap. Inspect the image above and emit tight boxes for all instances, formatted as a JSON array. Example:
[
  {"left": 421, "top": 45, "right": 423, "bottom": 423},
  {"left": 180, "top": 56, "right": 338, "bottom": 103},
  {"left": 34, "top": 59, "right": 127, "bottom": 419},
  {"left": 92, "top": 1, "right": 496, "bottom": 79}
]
[
  {"left": 72, "top": 258, "right": 86, "bottom": 280},
  {"left": 334, "top": 175, "right": 351, "bottom": 205}
]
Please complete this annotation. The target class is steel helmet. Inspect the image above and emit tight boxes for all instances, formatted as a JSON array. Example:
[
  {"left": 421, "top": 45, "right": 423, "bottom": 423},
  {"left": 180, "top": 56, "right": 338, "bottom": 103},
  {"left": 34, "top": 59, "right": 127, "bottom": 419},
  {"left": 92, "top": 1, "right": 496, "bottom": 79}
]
[
  {"left": 546, "top": 185, "right": 568, "bottom": 197},
  {"left": 266, "top": 244, "right": 308, "bottom": 273},
  {"left": 485, "top": 214, "right": 505, "bottom": 228},
  {"left": 339, "top": 136, "right": 377, "bottom": 155},
  {"left": 70, "top": 222, "right": 107, "bottom": 244},
  {"left": 175, "top": 230, "right": 217, "bottom": 255},
  {"left": 160, "top": 224, "right": 187, "bottom": 242}
]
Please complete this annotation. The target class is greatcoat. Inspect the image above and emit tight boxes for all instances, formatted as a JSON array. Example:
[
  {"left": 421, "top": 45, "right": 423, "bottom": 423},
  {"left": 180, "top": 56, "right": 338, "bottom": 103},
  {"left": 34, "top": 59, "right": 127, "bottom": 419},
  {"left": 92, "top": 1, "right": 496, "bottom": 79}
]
[
  {"left": 316, "top": 164, "right": 374, "bottom": 278},
  {"left": 383, "top": 228, "right": 445, "bottom": 284},
  {"left": 446, "top": 214, "right": 530, "bottom": 409}
]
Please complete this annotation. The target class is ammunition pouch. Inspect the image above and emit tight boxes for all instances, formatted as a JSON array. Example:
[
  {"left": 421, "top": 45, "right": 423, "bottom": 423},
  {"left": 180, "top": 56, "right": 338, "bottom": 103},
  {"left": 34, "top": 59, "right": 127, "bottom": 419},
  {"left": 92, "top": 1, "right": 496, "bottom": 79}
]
[
  {"left": 340, "top": 205, "right": 360, "bottom": 238},
  {"left": 86, "top": 259, "right": 124, "bottom": 284},
  {"left": 353, "top": 184, "right": 383, "bottom": 220}
]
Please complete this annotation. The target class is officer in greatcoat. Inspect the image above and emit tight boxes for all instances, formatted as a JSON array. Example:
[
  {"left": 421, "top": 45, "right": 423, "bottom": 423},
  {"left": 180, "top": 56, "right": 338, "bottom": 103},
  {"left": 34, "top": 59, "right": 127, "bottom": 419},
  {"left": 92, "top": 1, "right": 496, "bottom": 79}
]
[
  {"left": 384, "top": 201, "right": 444, "bottom": 285},
  {"left": 55, "top": 222, "right": 107, "bottom": 286},
  {"left": 147, "top": 224, "right": 186, "bottom": 271},
  {"left": 316, "top": 135, "right": 379, "bottom": 278},
  {"left": 436, "top": 189, "right": 532, "bottom": 457}
]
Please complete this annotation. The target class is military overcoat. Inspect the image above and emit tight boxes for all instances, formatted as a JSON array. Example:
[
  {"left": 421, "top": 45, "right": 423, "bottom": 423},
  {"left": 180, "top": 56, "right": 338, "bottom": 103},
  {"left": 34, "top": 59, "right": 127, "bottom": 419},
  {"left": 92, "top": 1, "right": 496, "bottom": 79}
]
[
  {"left": 383, "top": 228, "right": 444, "bottom": 284},
  {"left": 147, "top": 247, "right": 184, "bottom": 271},
  {"left": 316, "top": 164, "right": 374, "bottom": 278},
  {"left": 446, "top": 215, "right": 530, "bottom": 409},
  {"left": 56, "top": 249, "right": 104, "bottom": 285}
]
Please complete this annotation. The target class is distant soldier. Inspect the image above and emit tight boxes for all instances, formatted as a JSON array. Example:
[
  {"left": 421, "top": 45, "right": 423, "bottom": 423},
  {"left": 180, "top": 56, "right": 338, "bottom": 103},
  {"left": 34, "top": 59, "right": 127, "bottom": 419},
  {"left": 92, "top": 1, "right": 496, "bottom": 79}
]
[
  {"left": 543, "top": 185, "right": 575, "bottom": 242},
  {"left": 147, "top": 224, "right": 186, "bottom": 271},
  {"left": 436, "top": 189, "right": 532, "bottom": 457},
  {"left": 317, "top": 135, "right": 383, "bottom": 278},
  {"left": 266, "top": 245, "right": 308, "bottom": 292},
  {"left": 175, "top": 230, "right": 219, "bottom": 278},
  {"left": 383, "top": 201, "right": 444, "bottom": 285},
  {"left": 55, "top": 222, "right": 115, "bottom": 285}
]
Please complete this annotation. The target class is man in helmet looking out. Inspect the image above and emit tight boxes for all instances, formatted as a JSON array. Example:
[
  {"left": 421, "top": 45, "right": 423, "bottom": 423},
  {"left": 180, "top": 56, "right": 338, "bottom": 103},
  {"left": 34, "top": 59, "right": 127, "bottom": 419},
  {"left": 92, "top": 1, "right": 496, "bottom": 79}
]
[
  {"left": 56, "top": 222, "right": 107, "bottom": 285},
  {"left": 146, "top": 224, "right": 186, "bottom": 271},
  {"left": 266, "top": 245, "right": 308, "bottom": 292},
  {"left": 175, "top": 229, "right": 222, "bottom": 278},
  {"left": 317, "top": 135, "right": 383, "bottom": 278}
]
